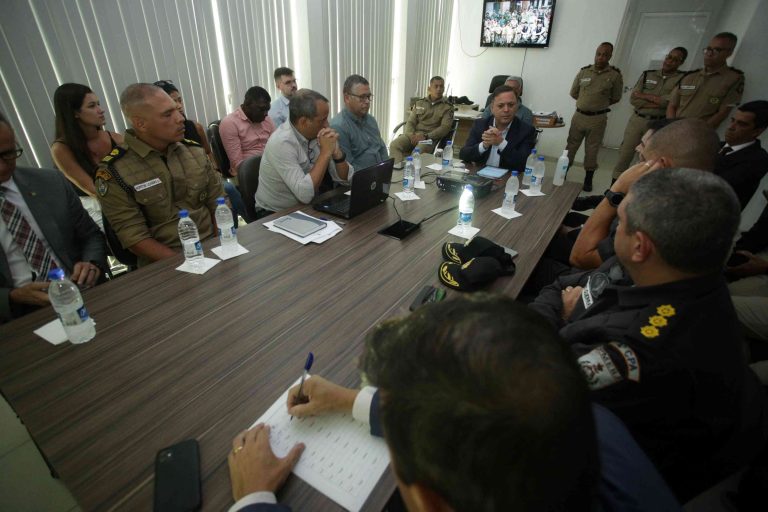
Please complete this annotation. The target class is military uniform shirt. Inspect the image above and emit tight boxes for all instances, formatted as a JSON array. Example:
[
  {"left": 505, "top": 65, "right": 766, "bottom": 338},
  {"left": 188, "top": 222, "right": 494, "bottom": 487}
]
[
  {"left": 669, "top": 66, "right": 744, "bottom": 120},
  {"left": 570, "top": 65, "right": 623, "bottom": 112},
  {"left": 630, "top": 69, "right": 685, "bottom": 116},
  {"left": 95, "top": 131, "right": 223, "bottom": 264},
  {"left": 404, "top": 96, "right": 454, "bottom": 141}
]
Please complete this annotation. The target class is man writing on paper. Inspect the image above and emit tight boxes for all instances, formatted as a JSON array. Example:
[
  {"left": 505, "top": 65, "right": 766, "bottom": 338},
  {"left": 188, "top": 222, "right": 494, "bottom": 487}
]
[
  {"left": 459, "top": 85, "right": 536, "bottom": 172},
  {"left": 226, "top": 296, "right": 681, "bottom": 511}
]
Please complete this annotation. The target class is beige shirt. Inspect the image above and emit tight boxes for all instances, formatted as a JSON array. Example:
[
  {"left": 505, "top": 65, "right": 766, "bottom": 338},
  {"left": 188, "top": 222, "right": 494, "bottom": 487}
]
[
  {"left": 96, "top": 131, "right": 223, "bottom": 265},
  {"left": 404, "top": 96, "right": 455, "bottom": 140},
  {"left": 630, "top": 69, "right": 685, "bottom": 116},
  {"left": 669, "top": 67, "right": 745, "bottom": 120},
  {"left": 570, "top": 65, "right": 623, "bottom": 112}
]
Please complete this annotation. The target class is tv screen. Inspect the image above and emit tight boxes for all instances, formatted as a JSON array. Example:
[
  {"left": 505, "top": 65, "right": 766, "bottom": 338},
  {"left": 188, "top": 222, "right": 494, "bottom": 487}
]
[{"left": 480, "top": 0, "right": 556, "bottom": 48}]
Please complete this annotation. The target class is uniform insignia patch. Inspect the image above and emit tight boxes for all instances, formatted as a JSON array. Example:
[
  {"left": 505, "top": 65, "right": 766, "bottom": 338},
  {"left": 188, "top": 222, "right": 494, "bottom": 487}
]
[
  {"left": 461, "top": 258, "right": 473, "bottom": 270},
  {"left": 639, "top": 304, "right": 675, "bottom": 338},
  {"left": 199, "top": 191, "right": 207, "bottom": 201},
  {"left": 610, "top": 342, "right": 640, "bottom": 382},
  {"left": 640, "top": 325, "right": 659, "bottom": 339},
  {"left": 445, "top": 244, "right": 460, "bottom": 263},
  {"left": 578, "top": 347, "right": 622, "bottom": 390},
  {"left": 439, "top": 263, "right": 458, "bottom": 287},
  {"left": 101, "top": 145, "right": 126, "bottom": 163},
  {"left": 95, "top": 169, "right": 112, "bottom": 181},
  {"left": 709, "top": 97, "right": 720, "bottom": 104},
  {"left": 181, "top": 138, "right": 201, "bottom": 147},
  {"left": 97, "top": 179, "right": 108, "bottom": 197},
  {"left": 657, "top": 305, "right": 675, "bottom": 317}
]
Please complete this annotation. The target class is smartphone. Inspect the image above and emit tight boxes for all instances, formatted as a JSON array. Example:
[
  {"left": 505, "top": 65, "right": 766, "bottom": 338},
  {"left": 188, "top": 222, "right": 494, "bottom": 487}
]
[{"left": 154, "top": 439, "right": 201, "bottom": 512}]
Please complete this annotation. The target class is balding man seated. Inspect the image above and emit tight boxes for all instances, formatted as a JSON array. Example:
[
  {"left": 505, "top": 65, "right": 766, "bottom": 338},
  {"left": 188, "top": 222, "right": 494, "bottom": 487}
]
[{"left": 95, "top": 83, "right": 224, "bottom": 267}]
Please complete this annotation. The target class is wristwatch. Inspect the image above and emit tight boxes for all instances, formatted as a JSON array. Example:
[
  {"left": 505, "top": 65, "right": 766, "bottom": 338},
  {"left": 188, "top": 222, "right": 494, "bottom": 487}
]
[
  {"left": 604, "top": 189, "right": 625, "bottom": 207},
  {"left": 332, "top": 150, "right": 346, "bottom": 164}
]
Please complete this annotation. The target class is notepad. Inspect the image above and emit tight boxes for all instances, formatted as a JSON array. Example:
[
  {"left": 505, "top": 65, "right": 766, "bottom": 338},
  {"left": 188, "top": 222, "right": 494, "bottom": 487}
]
[
  {"left": 252, "top": 381, "right": 390, "bottom": 512},
  {"left": 477, "top": 166, "right": 509, "bottom": 179}
]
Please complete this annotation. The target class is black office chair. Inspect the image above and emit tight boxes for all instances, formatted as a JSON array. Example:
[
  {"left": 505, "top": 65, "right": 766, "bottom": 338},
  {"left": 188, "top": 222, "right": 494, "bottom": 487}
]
[
  {"left": 237, "top": 156, "right": 261, "bottom": 223},
  {"left": 206, "top": 121, "right": 231, "bottom": 177},
  {"left": 488, "top": 74, "right": 509, "bottom": 93}
]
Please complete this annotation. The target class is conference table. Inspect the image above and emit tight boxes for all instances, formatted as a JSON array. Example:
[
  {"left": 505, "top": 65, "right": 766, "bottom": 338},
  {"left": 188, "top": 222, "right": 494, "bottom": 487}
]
[{"left": 0, "top": 163, "right": 580, "bottom": 511}]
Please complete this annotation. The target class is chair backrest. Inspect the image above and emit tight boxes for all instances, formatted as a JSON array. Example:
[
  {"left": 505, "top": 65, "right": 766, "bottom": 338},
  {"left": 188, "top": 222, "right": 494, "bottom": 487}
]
[
  {"left": 488, "top": 74, "right": 509, "bottom": 93},
  {"left": 436, "top": 118, "right": 461, "bottom": 150},
  {"left": 206, "top": 121, "right": 231, "bottom": 176},
  {"left": 237, "top": 156, "right": 261, "bottom": 223}
]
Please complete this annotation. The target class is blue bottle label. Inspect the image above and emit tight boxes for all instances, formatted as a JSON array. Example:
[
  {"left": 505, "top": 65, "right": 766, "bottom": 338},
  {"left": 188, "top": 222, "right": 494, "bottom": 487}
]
[
  {"left": 194, "top": 240, "right": 202, "bottom": 253},
  {"left": 525, "top": 166, "right": 533, "bottom": 176},
  {"left": 460, "top": 212, "right": 472, "bottom": 223},
  {"left": 77, "top": 305, "right": 90, "bottom": 321}
]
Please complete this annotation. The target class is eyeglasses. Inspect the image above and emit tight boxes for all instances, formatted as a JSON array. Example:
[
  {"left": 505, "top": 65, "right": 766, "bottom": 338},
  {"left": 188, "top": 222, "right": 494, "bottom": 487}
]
[
  {"left": 703, "top": 46, "right": 731, "bottom": 54},
  {"left": 0, "top": 147, "right": 23, "bottom": 161},
  {"left": 348, "top": 93, "right": 373, "bottom": 102}
]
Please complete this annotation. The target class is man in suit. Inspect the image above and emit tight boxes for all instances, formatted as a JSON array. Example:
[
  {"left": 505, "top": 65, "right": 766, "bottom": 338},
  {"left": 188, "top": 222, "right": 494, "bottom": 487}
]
[
  {"left": 459, "top": 85, "right": 536, "bottom": 172},
  {"left": 715, "top": 100, "right": 768, "bottom": 209},
  {"left": 0, "top": 111, "right": 106, "bottom": 322}
]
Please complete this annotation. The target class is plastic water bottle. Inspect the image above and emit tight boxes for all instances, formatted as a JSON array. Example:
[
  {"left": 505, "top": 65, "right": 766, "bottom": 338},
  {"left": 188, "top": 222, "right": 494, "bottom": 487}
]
[
  {"left": 215, "top": 197, "right": 237, "bottom": 253},
  {"left": 48, "top": 268, "right": 96, "bottom": 344},
  {"left": 403, "top": 156, "right": 415, "bottom": 194},
  {"left": 412, "top": 148, "right": 422, "bottom": 185},
  {"left": 458, "top": 184, "right": 475, "bottom": 230},
  {"left": 178, "top": 209, "right": 204, "bottom": 267},
  {"left": 442, "top": 141, "right": 454, "bottom": 170},
  {"left": 502, "top": 171, "right": 519, "bottom": 214},
  {"left": 523, "top": 148, "right": 537, "bottom": 186},
  {"left": 531, "top": 156, "right": 546, "bottom": 193},
  {"left": 553, "top": 150, "right": 569, "bottom": 186}
]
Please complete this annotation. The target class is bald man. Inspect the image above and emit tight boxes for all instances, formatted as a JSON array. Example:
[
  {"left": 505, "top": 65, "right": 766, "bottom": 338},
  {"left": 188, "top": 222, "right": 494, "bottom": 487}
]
[{"left": 95, "top": 83, "right": 224, "bottom": 267}]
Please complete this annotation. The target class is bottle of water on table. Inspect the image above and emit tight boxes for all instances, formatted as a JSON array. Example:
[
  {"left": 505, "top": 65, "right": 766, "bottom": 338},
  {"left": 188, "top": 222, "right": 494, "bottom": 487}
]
[
  {"left": 215, "top": 197, "right": 238, "bottom": 254},
  {"left": 553, "top": 150, "right": 569, "bottom": 186},
  {"left": 48, "top": 268, "right": 96, "bottom": 344},
  {"left": 531, "top": 156, "right": 546, "bottom": 193},
  {"left": 458, "top": 184, "right": 475, "bottom": 232},
  {"left": 412, "top": 148, "right": 422, "bottom": 185},
  {"left": 403, "top": 156, "right": 415, "bottom": 194},
  {"left": 501, "top": 170, "right": 519, "bottom": 215},
  {"left": 178, "top": 209, "right": 204, "bottom": 268},
  {"left": 442, "top": 141, "right": 454, "bottom": 171},
  {"left": 523, "top": 148, "right": 537, "bottom": 186}
]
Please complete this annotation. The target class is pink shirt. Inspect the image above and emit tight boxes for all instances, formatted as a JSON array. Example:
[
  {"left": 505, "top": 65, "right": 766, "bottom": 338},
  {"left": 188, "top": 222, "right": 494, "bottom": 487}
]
[{"left": 219, "top": 107, "right": 276, "bottom": 171}]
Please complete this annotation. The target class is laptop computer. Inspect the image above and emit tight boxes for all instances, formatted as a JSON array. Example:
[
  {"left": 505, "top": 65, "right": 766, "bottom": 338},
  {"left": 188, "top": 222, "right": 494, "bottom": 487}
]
[{"left": 313, "top": 158, "right": 394, "bottom": 219}]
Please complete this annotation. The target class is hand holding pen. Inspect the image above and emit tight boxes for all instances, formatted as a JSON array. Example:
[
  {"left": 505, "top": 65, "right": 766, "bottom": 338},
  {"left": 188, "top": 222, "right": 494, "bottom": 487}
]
[
  {"left": 287, "top": 374, "right": 359, "bottom": 418},
  {"left": 290, "top": 352, "right": 314, "bottom": 420}
]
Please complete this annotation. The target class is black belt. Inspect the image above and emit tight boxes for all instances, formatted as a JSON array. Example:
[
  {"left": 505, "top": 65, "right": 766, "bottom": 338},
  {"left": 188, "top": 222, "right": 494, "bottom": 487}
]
[
  {"left": 576, "top": 108, "right": 610, "bottom": 116},
  {"left": 634, "top": 111, "right": 665, "bottom": 120}
]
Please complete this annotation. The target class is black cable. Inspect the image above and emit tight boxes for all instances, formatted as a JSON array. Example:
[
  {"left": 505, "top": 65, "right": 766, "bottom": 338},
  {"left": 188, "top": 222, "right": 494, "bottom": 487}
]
[
  {"left": 388, "top": 195, "right": 402, "bottom": 223},
  {"left": 419, "top": 205, "right": 458, "bottom": 225}
]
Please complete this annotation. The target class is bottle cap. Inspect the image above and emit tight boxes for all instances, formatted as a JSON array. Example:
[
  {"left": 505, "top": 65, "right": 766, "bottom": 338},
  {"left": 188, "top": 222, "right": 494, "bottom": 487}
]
[
  {"left": 538, "top": 155, "right": 545, "bottom": 160},
  {"left": 179, "top": 209, "right": 189, "bottom": 218},
  {"left": 464, "top": 184, "right": 473, "bottom": 191},
  {"left": 512, "top": 170, "right": 519, "bottom": 175},
  {"left": 406, "top": 156, "right": 413, "bottom": 161},
  {"left": 531, "top": 148, "right": 537, "bottom": 154},
  {"left": 216, "top": 197, "right": 226, "bottom": 205},
  {"left": 48, "top": 268, "right": 65, "bottom": 280},
  {"left": 413, "top": 148, "right": 420, "bottom": 154},
  {"left": 445, "top": 141, "right": 452, "bottom": 146}
]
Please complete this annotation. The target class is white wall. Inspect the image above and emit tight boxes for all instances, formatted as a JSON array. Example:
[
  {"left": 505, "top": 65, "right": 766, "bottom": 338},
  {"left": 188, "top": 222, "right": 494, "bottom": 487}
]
[{"left": 446, "top": 0, "right": 629, "bottom": 159}]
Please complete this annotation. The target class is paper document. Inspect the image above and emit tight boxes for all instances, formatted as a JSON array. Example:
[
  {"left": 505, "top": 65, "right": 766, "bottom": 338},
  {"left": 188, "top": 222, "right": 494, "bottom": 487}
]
[
  {"left": 521, "top": 189, "right": 546, "bottom": 197},
  {"left": 252, "top": 381, "right": 390, "bottom": 512},
  {"left": 264, "top": 211, "right": 342, "bottom": 245}
]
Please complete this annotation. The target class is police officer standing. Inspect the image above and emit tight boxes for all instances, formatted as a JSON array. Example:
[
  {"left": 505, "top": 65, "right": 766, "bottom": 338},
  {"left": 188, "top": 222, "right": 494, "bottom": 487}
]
[
  {"left": 612, "top": 47, "right": 687, "bottom": 180},
  {"left": 565, "top": 42, "right": 623, "bottom": 191},
  {"left": 667, "top": 32, "right": 745, "bottom": 129},
  {"left": 96, "top": 83, "right": 224, "bottom": 267}
]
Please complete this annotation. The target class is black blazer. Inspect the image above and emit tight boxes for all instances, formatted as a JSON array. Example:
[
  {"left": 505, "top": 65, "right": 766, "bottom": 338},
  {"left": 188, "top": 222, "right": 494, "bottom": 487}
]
[
  {"left": 714, "top": 140, "right": 768, "bottom": 209},
  {"left": 458, "top": 116, "right": 536, "bottom": 172}
]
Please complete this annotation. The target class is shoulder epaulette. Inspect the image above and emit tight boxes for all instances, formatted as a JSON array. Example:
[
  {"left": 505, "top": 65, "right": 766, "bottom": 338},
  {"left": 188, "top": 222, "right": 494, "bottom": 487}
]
[
  {"left": 181, "top": 138, "right": 201, "bottom": 147},
  {"left": 632, "top": 303, "right": 678, "bottom": 342},
  {"left": 100, "top": 146, "right": 127, "bottom": 165},
  {"left": 731, "top": 67, "right": 744, "bottom": 75},
  {"left": 611, "top": 65, "right": 621, "bottom": 73},
  {"left": 686, "top": 68, "right": 702, "bottom": 75},
  {"left": 580, "top": 64, "right": 591, "bottom": 70}
]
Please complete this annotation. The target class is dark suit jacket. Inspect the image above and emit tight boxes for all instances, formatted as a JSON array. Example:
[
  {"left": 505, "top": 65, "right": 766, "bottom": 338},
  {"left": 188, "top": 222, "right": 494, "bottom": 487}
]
[
  {"left": 715, "top": 140, "right": 768, "bottom": 210},
  {"left": 1, "top": 167, "right": 107, "bottom": 321},
  {"left": 458, "top": 116, "right": 536, "bottom": 172}
]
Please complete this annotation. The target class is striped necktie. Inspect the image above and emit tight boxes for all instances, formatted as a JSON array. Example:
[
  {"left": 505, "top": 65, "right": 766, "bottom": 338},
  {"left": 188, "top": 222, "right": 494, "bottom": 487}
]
[{"left": 0, "top": 186, "right": 56, "bottom": 281}]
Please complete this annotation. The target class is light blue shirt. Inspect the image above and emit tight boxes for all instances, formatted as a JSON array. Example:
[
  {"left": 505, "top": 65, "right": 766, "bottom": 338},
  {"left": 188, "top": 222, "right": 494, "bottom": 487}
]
[
  {"left": 329, "top": 108, "right": 389, "bottom": 170},
  {"left": 268, "top": 95, "right": 290, "bottom": 128}
]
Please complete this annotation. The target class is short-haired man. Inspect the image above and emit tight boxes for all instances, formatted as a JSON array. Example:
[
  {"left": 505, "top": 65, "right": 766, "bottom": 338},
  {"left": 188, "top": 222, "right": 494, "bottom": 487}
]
[
  {"left": 227, "top": 296, "right": 680, "bottom": 511},
  {"left": 96, "top": 83, "right": 224, "bottom": 267},
  {"left": 531, "top": 168, "right": 768, "bottom": 500},
  {"left": 570, "top": 118, "right": 719, "bottom": 270},
  {"left": 714, "top": 100, "right": 768, "bottom": 209},
  {"left": 612, "top": 47, "right": 687, "bottom": 180},
  {"left": 268, "top": 67, "right": 298, "bottom": 128},
  {"left": 1, "top": 112, "right": 106, "bottom": 321},
  {"left": 219, "top": 86, "right": 276, "bottom": 175},
  {"left": 482, "top": 76, "right": 534, "bottom": 126},
  {"left": 389, "top": 76, "right": 454, "bottom": 164},
  {"left": 459, "top": 85, "right": 536, "bottom": 171},
  {"left": 667, "top": 32, "right": 745, "bottom": 129},
  {"left": 328, "top": 75, "right": 388, "bottom": 170},
  {"left": 255, "top": 89, "right": 352, "bottom": 214},
  {"left": 565, "top": 42, "right": 623, "bottom": 191}
]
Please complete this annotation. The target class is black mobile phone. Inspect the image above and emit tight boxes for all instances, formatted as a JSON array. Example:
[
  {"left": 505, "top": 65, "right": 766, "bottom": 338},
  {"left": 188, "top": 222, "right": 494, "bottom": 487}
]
[{"left": 154, "top": 439, "right": 201, "bottom": 512}]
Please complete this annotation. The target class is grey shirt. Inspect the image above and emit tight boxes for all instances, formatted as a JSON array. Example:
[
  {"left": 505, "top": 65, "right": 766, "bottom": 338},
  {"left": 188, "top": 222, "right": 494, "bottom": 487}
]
[
  {"left": 268, "top": 95, "right": 290, "bottom": 128},
  {"left": 329, "top": 108, "right": 389, "bottom": 170},
  {"left": 255, "top": 122, "right": 354, "bottom": 212}
]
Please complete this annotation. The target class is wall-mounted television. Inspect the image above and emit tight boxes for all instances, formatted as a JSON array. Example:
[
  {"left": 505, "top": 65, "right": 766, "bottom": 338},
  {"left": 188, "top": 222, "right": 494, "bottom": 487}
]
[{"left": 480, "top": 0, "right": 556, "bottom": 48}]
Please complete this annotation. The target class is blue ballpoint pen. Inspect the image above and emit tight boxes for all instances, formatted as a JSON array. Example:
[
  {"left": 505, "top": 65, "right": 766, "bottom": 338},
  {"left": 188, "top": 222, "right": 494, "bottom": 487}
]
[{"left": 291, "top": 352, "right": 314, "bottom": 421}]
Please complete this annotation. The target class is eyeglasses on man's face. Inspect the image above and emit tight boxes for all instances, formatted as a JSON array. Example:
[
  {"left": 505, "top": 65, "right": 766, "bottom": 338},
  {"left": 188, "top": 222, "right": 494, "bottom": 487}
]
[
  {"left": 703, "top": 46, "right": 731, "bottom": 54},
  {"left": 348, "top": 93, "right": 373, "bottom": 102},
  {"left": 0, "top": 147, "right": 23, "bottom": 161}
]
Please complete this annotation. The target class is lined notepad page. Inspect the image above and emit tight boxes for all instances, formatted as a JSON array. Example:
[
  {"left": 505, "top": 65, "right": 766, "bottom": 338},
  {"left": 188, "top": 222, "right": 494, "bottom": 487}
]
[{"left": 252, "top": 383, "right": 391, "bottom": 512}]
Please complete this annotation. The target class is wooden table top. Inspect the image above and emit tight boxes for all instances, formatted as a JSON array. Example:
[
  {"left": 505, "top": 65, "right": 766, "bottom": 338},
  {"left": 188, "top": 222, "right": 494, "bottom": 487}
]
[{"left": 0, "top": 169, "right": 580, "bottom": 511}]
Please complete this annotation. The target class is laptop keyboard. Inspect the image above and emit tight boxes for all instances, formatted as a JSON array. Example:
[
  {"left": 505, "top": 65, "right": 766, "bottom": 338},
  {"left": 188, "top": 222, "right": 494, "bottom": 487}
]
[{"left": 328, "top": 196, "right": 351, "bottom": 211}]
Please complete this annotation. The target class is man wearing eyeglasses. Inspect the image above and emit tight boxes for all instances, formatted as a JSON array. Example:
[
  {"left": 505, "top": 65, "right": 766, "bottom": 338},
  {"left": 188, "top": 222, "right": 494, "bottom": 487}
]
[
  {"left": 329, "top": 75, "right": 388, "bottom": 171},
  {"left": 219, "top": 86, "right": 276, "bottom": 175},
  {"left": 667, "top": 32, "right": 745, "bottom": 129},
  {"left": 0, "top": 111, "right": 106, "bottom": 322},
  {"left": 611, "top": 47, "right": 688, "bottom": 181}
]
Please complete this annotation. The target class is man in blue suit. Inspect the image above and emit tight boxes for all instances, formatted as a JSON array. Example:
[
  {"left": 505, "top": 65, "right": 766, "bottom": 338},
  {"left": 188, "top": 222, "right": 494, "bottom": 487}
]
[
  {"left": 459, "top": 85, "right": 536, "bottom": 172},
  {"left": 0, "top": 112, "right": 106, "bottom": 321}
]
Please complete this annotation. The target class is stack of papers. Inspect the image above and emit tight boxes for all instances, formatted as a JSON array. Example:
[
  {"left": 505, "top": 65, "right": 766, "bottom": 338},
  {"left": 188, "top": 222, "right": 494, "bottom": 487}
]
[{"left": 264, "top": 212, "right": 343, "bottom": 245}]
